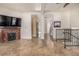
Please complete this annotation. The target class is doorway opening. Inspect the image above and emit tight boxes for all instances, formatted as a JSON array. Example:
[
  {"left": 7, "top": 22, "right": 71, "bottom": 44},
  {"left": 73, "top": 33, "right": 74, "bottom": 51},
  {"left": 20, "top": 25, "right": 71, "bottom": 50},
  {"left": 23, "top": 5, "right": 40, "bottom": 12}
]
[{"left": 31, "top": 15, "right": 38, "bottom": 42}]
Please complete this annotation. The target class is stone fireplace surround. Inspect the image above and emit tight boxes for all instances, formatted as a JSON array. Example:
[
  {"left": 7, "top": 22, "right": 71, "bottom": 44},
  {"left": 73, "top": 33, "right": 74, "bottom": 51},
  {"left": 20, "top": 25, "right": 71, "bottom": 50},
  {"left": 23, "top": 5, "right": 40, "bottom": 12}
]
[{"left": 0, "top": 27, "right": 20, "bottom": 43}]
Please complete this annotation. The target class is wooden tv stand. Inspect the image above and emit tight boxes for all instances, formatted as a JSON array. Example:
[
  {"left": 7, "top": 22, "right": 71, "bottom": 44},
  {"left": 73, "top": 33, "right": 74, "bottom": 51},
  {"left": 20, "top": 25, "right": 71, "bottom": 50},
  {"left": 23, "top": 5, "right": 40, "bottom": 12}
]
[{"left": 0, "top": 27, "right": 21, "bottom": 43}]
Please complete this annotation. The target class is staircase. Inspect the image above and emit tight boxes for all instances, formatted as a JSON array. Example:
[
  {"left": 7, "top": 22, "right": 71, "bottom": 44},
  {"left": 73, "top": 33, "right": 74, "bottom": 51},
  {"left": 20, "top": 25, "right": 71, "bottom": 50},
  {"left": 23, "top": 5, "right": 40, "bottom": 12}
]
[
  {"left": 55, "top": 29, "right": 79, "bottom": 48},
  {"left": 63, "top": 29, "right": 79, "bottom": 48}
]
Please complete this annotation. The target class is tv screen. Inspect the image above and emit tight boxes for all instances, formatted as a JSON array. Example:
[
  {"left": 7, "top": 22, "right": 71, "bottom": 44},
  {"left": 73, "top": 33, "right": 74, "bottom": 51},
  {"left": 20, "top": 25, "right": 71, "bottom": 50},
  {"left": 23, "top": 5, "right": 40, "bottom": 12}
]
[
  {"left": 11, "top": 17, "right": 17, "bottom": 26},
  {"left": 0, "top": 16, "right": 3, "bottom": 26},
  {"left": 11, "top": 17, "right": 21, "bottom": 27},
  {"left": 16, "top": 18, "right": 21, "bottom": 27},
  {"left": 0, "top": 15, "right": 7, "bottom": 26},
  {"left": 0, "top": 15, "right": 21, "bottom": 27},
  {"left": 5, "top": 16, "right": 12, "bottom": 26}
]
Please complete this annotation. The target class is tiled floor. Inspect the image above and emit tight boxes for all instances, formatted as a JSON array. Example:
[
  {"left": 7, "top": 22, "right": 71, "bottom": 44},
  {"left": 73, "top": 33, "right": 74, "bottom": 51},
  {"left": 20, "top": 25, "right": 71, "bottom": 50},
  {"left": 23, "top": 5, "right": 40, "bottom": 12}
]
[{"left": 0, "top": 39, "right": 79, "bottom": 56}]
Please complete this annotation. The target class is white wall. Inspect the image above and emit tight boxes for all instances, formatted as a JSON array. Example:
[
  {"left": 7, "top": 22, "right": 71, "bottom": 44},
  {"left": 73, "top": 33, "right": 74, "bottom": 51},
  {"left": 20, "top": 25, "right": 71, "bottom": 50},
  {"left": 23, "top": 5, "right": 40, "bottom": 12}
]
[
  {"left": 21, "top": 13, "right": 31, "bottom": 39},
  {"left": 21, "top": 11, "right": 70, "bottom": 39},
  {"left": 21, "top": 12, "right": 45, "bottom": 39},
  {"left": 70, "top": 10, "right": 79, "bottom": 29},
  {"left": 61, "top": 11, "right": 71, "bottom": 29},
  {"left": 52, "top": 9, "right": 79, "bottom": 39},
  {"left": 0, "top": 7, "right": 22, "bottom": 17},
  {"left": 44, "top": 11, "right": 71, "bottom": 39}
]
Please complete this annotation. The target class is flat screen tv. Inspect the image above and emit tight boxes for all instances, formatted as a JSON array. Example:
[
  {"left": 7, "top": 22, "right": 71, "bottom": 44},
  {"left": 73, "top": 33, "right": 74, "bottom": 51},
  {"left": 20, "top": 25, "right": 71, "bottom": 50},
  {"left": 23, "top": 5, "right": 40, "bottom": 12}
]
[
  {"left": 11, "top": 17, "right": 21, "bottom": 27},
  {"left": 5, "top": 16, "right": 12, "bottom": 26},
  {"left": 0, "top": 16, "right": 3, "bottom": 26},
  {"left": 0, "top": 15, "right": 7, "bottom": 26},
  {"left": 0, "top": 15, "right": 21, "bottom": 27}
]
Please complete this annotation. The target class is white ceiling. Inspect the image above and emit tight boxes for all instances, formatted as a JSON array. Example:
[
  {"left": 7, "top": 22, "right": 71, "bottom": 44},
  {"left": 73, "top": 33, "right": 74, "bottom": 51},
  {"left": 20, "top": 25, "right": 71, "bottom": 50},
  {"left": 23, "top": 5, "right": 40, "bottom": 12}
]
[
  {"left": 0, "top": 3, "right": 79, "bottom": 12},
  {"left": 0, "top": 3, "right": 42, "bottom": 12}
]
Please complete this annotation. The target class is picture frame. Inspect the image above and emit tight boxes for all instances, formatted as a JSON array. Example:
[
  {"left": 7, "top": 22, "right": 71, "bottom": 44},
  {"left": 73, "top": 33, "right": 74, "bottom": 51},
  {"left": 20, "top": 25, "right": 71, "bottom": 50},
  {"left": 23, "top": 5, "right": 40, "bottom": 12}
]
[{"left": 54, "top": 21, "right": 61, "bottom": 28}]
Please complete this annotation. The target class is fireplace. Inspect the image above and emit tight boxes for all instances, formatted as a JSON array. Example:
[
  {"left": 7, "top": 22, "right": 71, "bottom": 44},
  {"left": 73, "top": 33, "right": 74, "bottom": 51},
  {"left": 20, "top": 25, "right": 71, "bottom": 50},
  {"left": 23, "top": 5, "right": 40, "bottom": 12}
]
[
  {"left": 8, "top": 32, "right": 16, "bottom": 41},
  {"left": 0, "top": 27, "right": 20, "bottom": 43}
]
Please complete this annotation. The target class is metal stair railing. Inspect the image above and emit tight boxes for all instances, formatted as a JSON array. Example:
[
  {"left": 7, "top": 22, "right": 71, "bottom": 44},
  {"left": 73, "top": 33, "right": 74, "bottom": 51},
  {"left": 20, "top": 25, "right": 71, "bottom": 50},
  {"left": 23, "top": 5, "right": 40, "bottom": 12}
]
[{"left": 63, "top": 29, "right": 79, "bottom": 48}]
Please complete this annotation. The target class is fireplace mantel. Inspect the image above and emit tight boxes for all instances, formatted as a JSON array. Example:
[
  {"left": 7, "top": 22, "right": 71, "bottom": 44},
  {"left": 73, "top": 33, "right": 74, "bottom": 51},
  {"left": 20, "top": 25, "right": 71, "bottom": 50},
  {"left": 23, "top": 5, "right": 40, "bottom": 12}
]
[{"left": 0, "top": 27, "right": 20, "bottom": 43}]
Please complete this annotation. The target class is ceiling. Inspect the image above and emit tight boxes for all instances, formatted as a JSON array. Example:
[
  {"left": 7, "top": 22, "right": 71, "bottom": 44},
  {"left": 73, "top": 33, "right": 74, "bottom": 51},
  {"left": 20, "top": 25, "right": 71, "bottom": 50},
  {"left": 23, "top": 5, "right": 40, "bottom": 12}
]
[{"left": 0, "top": 3, "right": 79, "bottom": 12}]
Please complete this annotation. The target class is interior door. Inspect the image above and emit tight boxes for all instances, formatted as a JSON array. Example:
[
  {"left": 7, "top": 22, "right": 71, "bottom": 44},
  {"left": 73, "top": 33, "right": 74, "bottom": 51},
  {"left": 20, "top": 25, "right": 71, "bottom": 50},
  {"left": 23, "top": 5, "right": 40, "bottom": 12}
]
[{"left": 31, "top": 15, "right": 38, "bottom": 38}]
